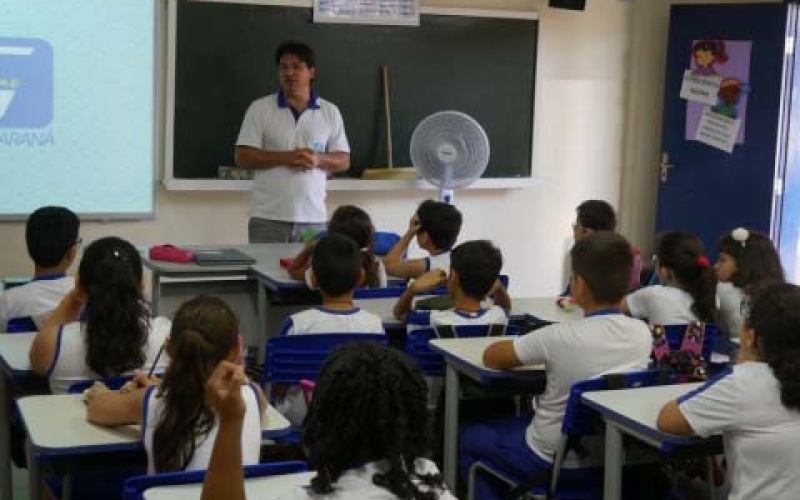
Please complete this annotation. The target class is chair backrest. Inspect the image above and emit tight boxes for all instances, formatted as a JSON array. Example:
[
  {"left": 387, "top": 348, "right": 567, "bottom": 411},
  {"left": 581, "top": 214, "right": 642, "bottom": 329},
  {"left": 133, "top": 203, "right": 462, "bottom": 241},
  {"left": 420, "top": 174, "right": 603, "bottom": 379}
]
[
  {"left": 373, "top": 231, "right": 402, "bottom": 256},
  {"left": 563, "top": 370, "right": 669, "bottom": 436},
  {"left": 406, "top": 323, "right": 520, "bottom": 377},
  {"left": 122, "top": 461, "right": 308, "bottom": 500},
  {"left": 6, "top": 316, "right": 38, "bottom": 333},
  {"left": 67, "top": 375, "right": 136, "bottom": 394},
  {"left": 263, "top": 333, "right": 387, "bottom": 385}
]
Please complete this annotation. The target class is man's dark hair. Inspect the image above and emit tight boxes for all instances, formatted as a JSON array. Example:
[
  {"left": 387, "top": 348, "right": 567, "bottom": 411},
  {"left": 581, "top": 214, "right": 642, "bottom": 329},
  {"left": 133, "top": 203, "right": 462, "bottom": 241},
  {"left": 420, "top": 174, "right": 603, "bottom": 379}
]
[
  {"left": 576, "top": 200, "right": 617, "bottom": 231},
  {"left": 312, "top": 233, "right": 361, "bottom": 296},
  {"left": 25, "top": 206, "right": 80, "bottom": 267},
  {"left": 570, "top": 231, "right": 632, "bottom": 304},
  {"left": 275, "top": 41, "right": 315, "bottom": 69},
  {"left": 416, "top": 200, "right": 462, "bottom": 252},
  {"left": 451, "top": 240, "right": 502, "bottom": 301}
]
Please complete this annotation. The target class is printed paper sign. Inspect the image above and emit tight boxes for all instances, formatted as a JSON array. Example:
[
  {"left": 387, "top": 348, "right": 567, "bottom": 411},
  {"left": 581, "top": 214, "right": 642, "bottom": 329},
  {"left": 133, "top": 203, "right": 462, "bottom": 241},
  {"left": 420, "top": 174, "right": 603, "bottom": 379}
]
[
  {"left": 695, "top": 107, "right": 741, "bottom": 153},
  {"left": 685, "top": 40, "right": 751, "bottom": 145},
  {"left": 680, "top": 70, "right": 721, "bottom": 105}
]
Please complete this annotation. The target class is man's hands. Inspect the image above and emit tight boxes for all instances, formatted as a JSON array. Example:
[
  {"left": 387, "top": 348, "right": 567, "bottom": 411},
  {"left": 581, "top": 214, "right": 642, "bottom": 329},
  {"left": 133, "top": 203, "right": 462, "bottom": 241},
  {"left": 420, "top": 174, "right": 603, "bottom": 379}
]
[{"left": 289, "top": 148, "right": 320, "bottom": 172}]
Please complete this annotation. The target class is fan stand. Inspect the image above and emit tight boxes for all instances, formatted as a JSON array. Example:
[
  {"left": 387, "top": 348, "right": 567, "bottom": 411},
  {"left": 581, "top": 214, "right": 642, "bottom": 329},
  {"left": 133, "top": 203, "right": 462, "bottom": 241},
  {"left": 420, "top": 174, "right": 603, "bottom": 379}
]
[{"left": 439, "top": 148, "right": 455, "bottom": 204}]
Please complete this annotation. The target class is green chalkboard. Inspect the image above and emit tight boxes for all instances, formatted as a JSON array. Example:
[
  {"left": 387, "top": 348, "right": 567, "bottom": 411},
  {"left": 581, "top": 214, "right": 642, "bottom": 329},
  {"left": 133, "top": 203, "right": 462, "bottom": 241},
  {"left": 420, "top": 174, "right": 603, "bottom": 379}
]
[{"left": 172, "top": 1, "right": 537, "bottom": 179}]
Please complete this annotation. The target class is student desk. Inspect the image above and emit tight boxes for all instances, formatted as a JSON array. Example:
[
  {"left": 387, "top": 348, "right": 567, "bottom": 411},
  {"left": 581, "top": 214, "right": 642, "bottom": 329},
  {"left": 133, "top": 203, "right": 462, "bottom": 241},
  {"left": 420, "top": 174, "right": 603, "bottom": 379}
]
[
  {"left": 0, "top": 332, "right": 36, "bottom": 500},
  {"left": 142, "top": 243, "right": 303, "bottom": 362},
  {"left": 429, "top": 337, "right": 545, "bottom": 489},
  {"left": 141, "top": 471, "right": 315, "bottom": 500},
  {"left": 582, "top": 383, "right": 721, "bottom": 500},
  {"left": 18, "top": 394, "right": 291, "bottom": 500}
]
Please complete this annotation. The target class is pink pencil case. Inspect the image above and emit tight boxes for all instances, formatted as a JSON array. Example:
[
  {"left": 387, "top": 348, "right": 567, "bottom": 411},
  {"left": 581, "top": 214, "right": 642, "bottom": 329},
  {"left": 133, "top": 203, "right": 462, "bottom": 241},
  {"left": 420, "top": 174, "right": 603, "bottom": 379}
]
[{"left": 149, "top": 245, "right": 195, "bottom": 264}]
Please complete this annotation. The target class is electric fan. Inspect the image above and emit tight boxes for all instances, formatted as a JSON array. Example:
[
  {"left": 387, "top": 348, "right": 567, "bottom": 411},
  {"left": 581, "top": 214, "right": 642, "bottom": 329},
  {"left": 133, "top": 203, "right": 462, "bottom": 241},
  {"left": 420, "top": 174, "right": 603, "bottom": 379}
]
[{"left": 409, "top": 111, "right": 490, "bottom": 203}]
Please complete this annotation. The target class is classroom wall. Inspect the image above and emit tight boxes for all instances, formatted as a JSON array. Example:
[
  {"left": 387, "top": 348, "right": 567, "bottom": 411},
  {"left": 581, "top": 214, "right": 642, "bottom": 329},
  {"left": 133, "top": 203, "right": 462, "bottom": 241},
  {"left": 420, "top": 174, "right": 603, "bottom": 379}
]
[{"left": 4, "top": 0, "right": 775, "bottom": 298}]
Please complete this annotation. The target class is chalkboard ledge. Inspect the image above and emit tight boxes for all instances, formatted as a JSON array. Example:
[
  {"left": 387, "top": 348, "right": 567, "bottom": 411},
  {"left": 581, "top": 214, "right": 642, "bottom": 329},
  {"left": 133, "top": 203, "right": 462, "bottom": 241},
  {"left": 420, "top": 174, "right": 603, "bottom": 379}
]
[{"left": 162, "top": 178, "right": 542, "bottom": 192}]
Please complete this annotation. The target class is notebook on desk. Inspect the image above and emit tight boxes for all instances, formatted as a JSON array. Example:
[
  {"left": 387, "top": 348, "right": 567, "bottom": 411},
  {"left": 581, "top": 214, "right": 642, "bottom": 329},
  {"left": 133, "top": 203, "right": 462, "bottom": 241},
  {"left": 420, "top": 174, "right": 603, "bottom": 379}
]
[{"left": 193, "top": 248, "right": 256, "bottom": 266}]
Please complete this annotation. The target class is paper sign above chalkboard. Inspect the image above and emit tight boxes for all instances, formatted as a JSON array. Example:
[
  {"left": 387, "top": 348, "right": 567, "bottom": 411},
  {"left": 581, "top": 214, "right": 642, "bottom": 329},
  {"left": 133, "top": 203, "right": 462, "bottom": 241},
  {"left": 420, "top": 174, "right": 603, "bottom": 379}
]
[{"left": 314, "top": 0, "right": 419, "bottom": 26}]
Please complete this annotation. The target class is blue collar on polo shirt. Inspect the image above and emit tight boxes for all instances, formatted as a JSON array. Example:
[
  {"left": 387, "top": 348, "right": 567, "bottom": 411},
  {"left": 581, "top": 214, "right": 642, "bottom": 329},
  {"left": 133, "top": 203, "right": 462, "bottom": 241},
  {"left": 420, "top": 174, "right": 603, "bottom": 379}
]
[
  {"left": 277, "top": 90, "right": 320, "bottom": 121},
  {"left": 585, "top": 308, "right": 621, "bottom": 318},
  {"left": 32, "top": 272, "right": 67, "bottom": 282}
]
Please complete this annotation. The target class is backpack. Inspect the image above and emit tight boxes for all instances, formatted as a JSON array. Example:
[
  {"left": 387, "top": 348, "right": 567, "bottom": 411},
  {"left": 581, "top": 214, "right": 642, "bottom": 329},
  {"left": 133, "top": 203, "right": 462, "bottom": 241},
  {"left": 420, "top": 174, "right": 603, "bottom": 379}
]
[{"left": 651, "top": 323, "right": 708, "bottom": 382}]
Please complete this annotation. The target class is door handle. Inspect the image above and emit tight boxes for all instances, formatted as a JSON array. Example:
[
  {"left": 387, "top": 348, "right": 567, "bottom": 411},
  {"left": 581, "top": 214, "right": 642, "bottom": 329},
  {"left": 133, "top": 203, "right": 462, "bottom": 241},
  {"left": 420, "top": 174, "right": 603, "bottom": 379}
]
[{"left": 659, "top": 152, "right": 674, "bottom": 183}]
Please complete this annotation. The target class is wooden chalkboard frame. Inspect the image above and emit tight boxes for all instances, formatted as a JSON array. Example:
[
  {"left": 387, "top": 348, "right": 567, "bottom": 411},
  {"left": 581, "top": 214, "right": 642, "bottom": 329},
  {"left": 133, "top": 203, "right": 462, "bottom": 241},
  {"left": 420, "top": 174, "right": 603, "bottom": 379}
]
[{"left": 163, "top": 0, "right": 540, "bottom": 191}]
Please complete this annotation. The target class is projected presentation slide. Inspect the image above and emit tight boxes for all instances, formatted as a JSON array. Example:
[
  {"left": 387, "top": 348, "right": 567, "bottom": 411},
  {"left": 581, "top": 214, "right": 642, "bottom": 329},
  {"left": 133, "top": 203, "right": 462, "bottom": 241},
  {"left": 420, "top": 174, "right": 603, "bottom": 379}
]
[{"left": 0, "top": 0, "right": 156, "bottom": 217}]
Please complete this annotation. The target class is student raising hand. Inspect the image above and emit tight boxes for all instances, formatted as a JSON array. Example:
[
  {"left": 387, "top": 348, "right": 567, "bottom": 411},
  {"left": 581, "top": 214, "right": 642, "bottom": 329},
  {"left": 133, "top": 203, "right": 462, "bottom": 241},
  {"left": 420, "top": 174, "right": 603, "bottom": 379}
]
[
  {"left": 202, "top": 361, "right": 248, "bottom": 500},
  {"left": 206, "top": 360, "right": 248, "bottom": 422}
]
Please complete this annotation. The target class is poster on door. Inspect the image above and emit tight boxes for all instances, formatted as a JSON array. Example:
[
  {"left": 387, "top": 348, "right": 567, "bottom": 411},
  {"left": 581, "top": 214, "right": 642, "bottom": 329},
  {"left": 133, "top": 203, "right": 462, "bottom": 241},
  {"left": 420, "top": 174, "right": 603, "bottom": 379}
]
[{"left": 684, "top": 40, "right": 751, "bottom": 149}]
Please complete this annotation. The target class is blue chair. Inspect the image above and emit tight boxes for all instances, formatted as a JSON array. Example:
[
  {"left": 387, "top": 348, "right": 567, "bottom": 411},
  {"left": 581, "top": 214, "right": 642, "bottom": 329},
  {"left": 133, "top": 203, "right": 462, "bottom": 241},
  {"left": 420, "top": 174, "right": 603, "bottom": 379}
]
[
  {"left": 67, "top": 376, "right": 136, "bottom": 394},
  {"left": 263, "top": 333, "right": 387, "bottom": 385},
  {"left": 373, "top": 231, "right": 402, "bottom": 256},
  {"left": 468, "top": 370, "right": 673, "bottom": 500},
  {"left": 6, "top": 316, "right": 37, "bottom": 333},
  {"left": 406, "top": 321, "right": 519, "bottom": 378},
  {"left": 122, "top": 461, "right": 308, "bottom": 500}
]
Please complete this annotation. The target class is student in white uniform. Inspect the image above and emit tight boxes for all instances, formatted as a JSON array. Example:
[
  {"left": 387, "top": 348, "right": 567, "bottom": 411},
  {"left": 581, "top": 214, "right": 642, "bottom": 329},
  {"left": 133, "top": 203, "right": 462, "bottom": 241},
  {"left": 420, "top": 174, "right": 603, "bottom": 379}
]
[
  {"left": 235, "top": 41, "right": 350, "bottom": 243},
  {"left": 279, "top": 233, "right": 385, "bottom": 337},
  {"left": 658, "top": 282, "right": 800, "bottom": 500},
  {"left": 0, "top": 206, "right": 80, "bottom": 331},
  {"left": 288, "top": 205, "right": 388, "bottom": 289},
  {"left": 623, "top": 230, "right": 717, "bottom": 325},
  {"left": 384, "top": 200, "right": 463, "bottom": 279},
  {"left": 715, "top": 227, "right": 784, "bottom": 339},
  {"left": 86, "top": 295, "right": 263, "bottom": 474},
  {"left": 461, "top": 232, "right": 652, "bottom": 500},
  {"left": 30, "top": 237, "right": 171, "bottom": 394},
  {"left": 394, "top": 239, "right": 511, "bottom": 326},
  {"left": 202, "top": 343, "right": 457, "bottom": 500},
  {"left": 278, "top": 234, "right": 384, "bottom": 425}
]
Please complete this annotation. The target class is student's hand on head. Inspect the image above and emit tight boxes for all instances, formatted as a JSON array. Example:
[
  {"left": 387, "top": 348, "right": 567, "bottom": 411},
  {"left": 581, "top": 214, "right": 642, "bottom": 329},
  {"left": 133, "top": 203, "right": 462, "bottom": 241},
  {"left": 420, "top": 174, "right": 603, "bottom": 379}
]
[
  {"left": 407, "top": 214, "right": 421, "bottom": 235},
  {"left": 206, "top": 361, "right": 247, "bottom": 422},
  {"left": 411, "top": 269, "right": 447, "bottom": 293}
]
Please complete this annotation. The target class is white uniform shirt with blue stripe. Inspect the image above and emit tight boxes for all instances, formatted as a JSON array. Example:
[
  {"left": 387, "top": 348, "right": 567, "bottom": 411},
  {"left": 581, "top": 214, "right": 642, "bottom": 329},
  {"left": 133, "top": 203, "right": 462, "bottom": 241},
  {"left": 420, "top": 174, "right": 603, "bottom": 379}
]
[
  {"left": 142, "top": 382, "right": 262, "bottom": 474},
  {"left": 47, "top": 316, "right": 172, "bottom": 394},
  {"left": 236, "top": 92, "right": 350, "bottom": 223},
  {"left": 679, "top": 362, "right": 800, "bottom": 500},
  {"left": 408, "top": 305, "right": 508, "bottom": 333},
  {"left": 0, "top": 274, "right": 73, "bottom": 331},
  {"left": 625, "top": 285, "right": 699, "bottom": 325},
  {"left": 512, "top": 312, "right": 652, "bottom": 466},
  {"left": 279, "top": 307, "right": 385, "bottom": 336}
]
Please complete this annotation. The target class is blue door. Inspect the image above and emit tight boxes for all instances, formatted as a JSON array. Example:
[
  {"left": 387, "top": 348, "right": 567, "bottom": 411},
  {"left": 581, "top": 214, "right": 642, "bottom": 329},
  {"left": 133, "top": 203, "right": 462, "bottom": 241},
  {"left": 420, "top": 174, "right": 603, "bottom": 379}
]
[{"left": 656, "top": 4, "right": 788, "bottom": 258}]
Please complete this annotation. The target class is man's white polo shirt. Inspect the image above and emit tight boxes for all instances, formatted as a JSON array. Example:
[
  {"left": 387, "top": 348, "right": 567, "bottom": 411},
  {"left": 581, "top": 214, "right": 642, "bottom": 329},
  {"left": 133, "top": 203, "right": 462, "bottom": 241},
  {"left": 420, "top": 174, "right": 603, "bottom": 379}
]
[{"left": 236, "top": 92, "right": 350, "bottom": 223}]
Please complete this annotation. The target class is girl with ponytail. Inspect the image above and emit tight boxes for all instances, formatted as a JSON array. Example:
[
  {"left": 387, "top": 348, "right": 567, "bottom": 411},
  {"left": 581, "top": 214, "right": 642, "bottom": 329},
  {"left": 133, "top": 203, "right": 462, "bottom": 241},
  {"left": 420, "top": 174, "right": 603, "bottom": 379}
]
[
  {"left": 623, "top": 231, "right": 717, "bottom": 325},
  {"left": 30, "top": 236, "right": 171, "bottom": 394},
  {"left": 658, "top": 282, "right": 800, "bottom": 500},
  {"left": 288, "top": 204, "right": 387, "bottom": 289},
  {"left": 86, "top": 295, "right": 263, "bottom": 474}
]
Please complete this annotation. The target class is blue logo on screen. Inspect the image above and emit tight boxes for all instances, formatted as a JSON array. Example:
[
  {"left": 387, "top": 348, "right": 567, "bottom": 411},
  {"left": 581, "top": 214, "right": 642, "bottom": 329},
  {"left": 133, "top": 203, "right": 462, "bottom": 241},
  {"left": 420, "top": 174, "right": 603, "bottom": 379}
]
[{"left": 0, "top": 38, "right": 53, "bottom": 129}]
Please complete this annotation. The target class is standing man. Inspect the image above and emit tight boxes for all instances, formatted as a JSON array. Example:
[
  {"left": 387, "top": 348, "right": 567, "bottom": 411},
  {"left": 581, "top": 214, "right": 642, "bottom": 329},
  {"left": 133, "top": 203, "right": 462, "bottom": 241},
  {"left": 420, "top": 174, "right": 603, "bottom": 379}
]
[{"left": 235, "top": 41, "right": 350, "bottom": 243}]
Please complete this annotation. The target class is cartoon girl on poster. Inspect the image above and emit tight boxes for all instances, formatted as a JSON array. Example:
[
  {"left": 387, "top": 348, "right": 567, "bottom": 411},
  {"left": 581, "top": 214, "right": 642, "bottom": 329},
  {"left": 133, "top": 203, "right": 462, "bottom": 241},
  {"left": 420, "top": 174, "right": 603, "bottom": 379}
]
[{"left": 692, "top": 40, "right": 729, "bottom": 75}]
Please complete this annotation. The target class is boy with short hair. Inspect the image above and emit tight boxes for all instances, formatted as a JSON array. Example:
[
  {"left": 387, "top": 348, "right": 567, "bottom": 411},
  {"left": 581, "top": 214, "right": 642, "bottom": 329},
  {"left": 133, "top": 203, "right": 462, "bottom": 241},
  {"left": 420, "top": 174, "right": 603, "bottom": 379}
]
[
  {"left": 275, "top": 232, "right": 384, "bottom": 425},
  {"left": 393, "top": 239, "right": 510, "bottom": 325},
  {"left": 567, "top": 199, "right": 641, "bottom": 292},
  {"left": 0, "top": 206, "right": 80, "bottom": 332},
  {"left": 460, "top": 232, "right": 652, "bottom": 500},
  {"left": 278, "top": 232, "right": 384, "bottom": 336},
  {"left": 384, "top": 200, "right": 463, "bottom": 279}
]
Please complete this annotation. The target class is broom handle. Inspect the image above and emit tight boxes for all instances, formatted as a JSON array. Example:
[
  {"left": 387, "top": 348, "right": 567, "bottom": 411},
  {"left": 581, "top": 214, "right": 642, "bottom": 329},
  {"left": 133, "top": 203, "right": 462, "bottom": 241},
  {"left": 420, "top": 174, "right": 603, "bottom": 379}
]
[{"left": 382, "top": 65, "right": 394, "bottom": 169}]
